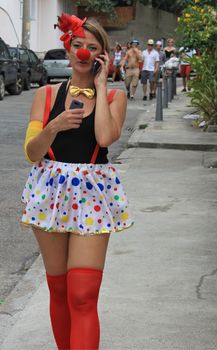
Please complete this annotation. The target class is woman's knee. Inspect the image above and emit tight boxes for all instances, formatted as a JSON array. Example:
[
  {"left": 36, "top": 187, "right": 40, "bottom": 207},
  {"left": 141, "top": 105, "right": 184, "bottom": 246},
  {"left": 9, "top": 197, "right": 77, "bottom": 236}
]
[{"left": 67, "top": 268, "right": 103, "bottom": 311}]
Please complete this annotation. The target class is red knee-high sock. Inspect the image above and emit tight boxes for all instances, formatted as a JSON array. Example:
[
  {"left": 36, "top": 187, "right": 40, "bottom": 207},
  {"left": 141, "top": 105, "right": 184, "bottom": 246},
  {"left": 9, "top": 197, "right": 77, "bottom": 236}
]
[
  {"left": 67, "top": 268, "right": 103, "bottom": 350},
  {"left": 46, "top": 273, "right": 71, "bottom": 350}
]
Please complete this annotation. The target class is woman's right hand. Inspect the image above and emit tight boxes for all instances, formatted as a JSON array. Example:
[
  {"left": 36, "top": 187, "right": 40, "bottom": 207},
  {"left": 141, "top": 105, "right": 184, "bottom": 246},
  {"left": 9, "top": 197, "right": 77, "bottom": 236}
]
[{"left": 52, "top": 108, "right": 84, "bottom": 132}]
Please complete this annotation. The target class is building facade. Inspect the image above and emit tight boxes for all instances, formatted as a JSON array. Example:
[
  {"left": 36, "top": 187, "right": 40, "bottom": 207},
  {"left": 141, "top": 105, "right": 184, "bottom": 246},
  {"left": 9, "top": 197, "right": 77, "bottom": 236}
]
[
  {"left": 0, "top": 0, "right": 77, "bottom": 53},
  {"left": 0, "top": 0, "right": 178, "bottom": 54}
]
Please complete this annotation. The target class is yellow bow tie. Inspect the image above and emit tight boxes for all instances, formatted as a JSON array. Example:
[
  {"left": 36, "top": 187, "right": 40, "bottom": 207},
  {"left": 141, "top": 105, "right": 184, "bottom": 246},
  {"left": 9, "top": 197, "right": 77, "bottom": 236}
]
[{"left": 69, "top": 85, "right": 95, "bottom": 99}]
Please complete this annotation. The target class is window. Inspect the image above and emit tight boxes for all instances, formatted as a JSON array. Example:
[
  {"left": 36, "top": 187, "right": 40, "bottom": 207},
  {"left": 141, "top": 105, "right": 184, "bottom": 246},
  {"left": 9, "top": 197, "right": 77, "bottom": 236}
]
[
  {"left": 28, "top": 50, "right": 38, "bottom": 63},
  {"left": 8, "top": 48, "right": 18, "bottom": 59},
  {"left": 20, "top": 49, "right": 29, "bottom": 63},
  {"left": 0, "top": 40, "right": 10, "bottom": 59}
]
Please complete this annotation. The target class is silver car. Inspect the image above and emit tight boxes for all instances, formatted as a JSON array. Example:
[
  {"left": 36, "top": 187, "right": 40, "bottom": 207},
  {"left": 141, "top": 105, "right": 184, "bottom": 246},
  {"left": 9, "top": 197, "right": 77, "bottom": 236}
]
[{"left": 43, "top": 49, "right": 72, "bottom": 82}]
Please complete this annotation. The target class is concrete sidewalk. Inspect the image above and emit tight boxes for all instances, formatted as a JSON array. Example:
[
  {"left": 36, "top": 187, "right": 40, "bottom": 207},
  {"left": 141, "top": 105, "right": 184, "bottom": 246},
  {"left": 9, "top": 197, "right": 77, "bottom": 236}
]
[{"left": 1, "top": 90, "right": 217, "bottom": 350}]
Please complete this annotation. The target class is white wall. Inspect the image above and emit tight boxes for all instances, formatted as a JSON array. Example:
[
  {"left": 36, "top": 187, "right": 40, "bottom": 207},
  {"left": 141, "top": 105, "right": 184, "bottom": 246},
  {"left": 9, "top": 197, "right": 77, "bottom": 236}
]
[
  {"left": 37, "top": 0, "right": 61, "bottom": 53},
  {"left": 0, "top": 0, "right": 66, "bottom": 52},
  {"left": 0, "top": 0, "right": 22, "bottom": 46}
]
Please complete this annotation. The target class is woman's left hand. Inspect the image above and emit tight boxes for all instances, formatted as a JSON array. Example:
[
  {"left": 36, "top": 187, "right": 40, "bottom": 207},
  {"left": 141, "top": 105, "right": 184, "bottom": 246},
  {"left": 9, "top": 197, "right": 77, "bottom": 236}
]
[{"left": 94, "top": 51, "right": 109, "bottom": 88}]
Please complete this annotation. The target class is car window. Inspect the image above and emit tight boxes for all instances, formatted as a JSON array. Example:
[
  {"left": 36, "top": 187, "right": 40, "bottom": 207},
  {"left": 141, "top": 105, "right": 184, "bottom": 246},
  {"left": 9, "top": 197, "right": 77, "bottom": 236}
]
[
  {"left": 28, "top": 50, "right": 39, "bottom": 63},
  {"left": 0, "top": 40, "right": 10, "bottom": 59},
  {"left": 9, "top": 47, "right": 18, "bottom": 59},
  {"left": 20, "top": 49, "right": 29, "bottom": 63},
  {"left": 44, "top": 50, "right": 67, "bottom": 60}
]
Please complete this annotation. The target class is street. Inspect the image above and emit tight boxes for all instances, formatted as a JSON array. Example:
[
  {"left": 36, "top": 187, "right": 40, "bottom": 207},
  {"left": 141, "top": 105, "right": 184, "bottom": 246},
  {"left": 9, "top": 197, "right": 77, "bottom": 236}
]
[{"left": 0, "top": 80, "right": 144, "bottom": 302}]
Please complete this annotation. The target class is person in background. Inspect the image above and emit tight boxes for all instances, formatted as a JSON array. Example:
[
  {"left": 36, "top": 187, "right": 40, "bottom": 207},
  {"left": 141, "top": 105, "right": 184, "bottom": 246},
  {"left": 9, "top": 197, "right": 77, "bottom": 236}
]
[
  {"left": 179, "top": 46, "right": 196, "bottom": 92},
  {"left": 21, "top": 13, "right": 133, "bottom": 350},
  {"left": 164, "top": 38, "right": 176, "bottom": 60},
  {"left": 153, "top": 40, "right": 166, "bottom": 97},
  {"left": 112, "top": 43, "right": 123, "bottom": 82},
  {"left": 120, "top": 39, "right": 142, "bottom": 100},
  {"left": 141, "top": 39, "right": 160, "bottom": 100}
]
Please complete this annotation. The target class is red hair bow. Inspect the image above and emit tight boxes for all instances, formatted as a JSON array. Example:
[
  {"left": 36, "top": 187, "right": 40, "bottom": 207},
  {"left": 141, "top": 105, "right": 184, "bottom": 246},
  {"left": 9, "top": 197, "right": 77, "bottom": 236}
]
[{"left": 55, "top": 13, "right": 87, "bottom": 52}]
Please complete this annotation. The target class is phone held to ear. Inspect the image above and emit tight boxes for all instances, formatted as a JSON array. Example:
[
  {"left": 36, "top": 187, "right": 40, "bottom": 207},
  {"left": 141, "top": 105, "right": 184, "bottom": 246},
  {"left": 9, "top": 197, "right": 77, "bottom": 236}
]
[
  {"left": 70, "top": 99, "right": 84, "bottom": 109},
  {"left": 92, "top": 60, "right": 101, "bottom": 76}
]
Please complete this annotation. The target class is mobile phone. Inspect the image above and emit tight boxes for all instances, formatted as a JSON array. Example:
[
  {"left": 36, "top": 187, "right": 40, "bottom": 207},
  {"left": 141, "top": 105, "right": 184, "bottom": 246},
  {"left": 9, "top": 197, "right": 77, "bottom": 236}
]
[
  {"left": 92, "top": 60, "right": 101, "bottom": 76},
  {"left": 70, "top": 99, "right": 84, "bottom": 109}
]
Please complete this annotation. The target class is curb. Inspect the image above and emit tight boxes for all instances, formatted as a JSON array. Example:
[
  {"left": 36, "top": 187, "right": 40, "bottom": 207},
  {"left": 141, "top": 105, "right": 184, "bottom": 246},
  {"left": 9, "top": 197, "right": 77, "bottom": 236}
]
[{"left": 127, "top": 141, "right": 217, "bottom": 152}]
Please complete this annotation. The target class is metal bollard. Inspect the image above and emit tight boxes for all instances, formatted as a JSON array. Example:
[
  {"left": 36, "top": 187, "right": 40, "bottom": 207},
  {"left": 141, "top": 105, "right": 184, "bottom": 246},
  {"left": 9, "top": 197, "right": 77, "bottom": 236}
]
[
  {"left": 155, "top": 81, "right": 163, "bottom": 121},
  {"left": 172, "top": 68, "right": 177, "bottom": 96},
  {"left": 163, "top": 75, "right": 168, "bottom": 108},
  {"left": 168, "top": 74, "right": 173, "bottom": 102}
]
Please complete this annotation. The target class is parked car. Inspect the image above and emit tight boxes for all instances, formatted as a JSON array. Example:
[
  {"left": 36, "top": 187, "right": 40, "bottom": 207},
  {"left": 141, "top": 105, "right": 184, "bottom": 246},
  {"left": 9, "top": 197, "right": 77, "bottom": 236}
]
[
  {"left": 43, "top": 49, "right": 72, "bottom": 82},
  {"left": 8, "top": 46, "right": 47, "bottom": 90},
  {"left": 0, "top": 37, "right": 23, "bottom": 100}
]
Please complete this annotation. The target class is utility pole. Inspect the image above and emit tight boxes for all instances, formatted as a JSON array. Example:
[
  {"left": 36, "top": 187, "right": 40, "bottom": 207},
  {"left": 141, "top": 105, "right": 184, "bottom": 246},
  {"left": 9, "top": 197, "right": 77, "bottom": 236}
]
[{"left": 22, "top": 0, "right": 30, "bottom": 48}]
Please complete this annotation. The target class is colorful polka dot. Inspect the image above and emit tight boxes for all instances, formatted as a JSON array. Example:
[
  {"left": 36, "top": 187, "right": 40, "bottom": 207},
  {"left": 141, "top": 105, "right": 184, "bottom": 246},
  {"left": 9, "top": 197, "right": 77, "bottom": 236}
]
[
  {"left": 72, "top": 177, "right": 80, "bottom": 186},
  {"left": 38, "top": 212, "right": 47, "bottom": 221},
  {"left": 85, "top": 217, "right": 94, "bottom": 226}
]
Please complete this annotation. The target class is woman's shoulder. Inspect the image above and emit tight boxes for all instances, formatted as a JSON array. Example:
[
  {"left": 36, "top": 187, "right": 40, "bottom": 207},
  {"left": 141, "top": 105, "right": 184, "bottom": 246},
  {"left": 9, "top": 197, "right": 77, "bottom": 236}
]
[
  {"left": 34, "top": 82, "right": 62, "bottom": 98},
  {"left": 107, "top": 88, "right": 127, "bottom": 103}
]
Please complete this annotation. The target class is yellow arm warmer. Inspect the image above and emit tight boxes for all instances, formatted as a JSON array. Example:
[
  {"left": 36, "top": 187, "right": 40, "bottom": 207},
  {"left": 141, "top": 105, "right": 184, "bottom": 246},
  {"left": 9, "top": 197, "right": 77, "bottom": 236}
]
[{"left": 24, "top": 120, "right": 43, "bottom": 163}]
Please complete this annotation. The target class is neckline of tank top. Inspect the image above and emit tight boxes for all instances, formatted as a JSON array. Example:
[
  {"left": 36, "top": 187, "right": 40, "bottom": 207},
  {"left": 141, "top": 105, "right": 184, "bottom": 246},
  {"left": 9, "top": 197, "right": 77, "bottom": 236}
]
[{"left": 62, "top": 80, "right": 96, "bottom": 120}]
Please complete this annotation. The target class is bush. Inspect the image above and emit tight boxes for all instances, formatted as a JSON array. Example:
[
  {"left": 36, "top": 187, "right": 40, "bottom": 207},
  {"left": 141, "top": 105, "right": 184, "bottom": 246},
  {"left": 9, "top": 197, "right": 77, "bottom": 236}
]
[{"left": 177, "top": 0, "right": 217, "bottom": 125}]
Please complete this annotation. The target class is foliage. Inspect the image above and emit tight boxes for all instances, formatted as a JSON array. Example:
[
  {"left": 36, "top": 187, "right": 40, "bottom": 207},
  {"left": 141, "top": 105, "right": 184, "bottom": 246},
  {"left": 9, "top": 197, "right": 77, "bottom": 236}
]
[
  {"left": 188, "top": 53, "right": 217, "bottom": 125},
  {"left": 76, "top": 0, "right": 115, "bottom": 14},
  {"left": 177, "top": 2, "right": 217, "bottom": 49},
  {"left": 177, "top": 0, "right": 217, "bottom": 125}
]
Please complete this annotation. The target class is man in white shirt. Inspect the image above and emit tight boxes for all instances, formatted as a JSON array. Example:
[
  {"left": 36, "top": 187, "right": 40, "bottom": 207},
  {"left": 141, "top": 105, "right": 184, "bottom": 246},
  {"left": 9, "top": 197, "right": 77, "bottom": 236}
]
[{"left": 141, "top": 39, "right": 160, "bottom": 100}]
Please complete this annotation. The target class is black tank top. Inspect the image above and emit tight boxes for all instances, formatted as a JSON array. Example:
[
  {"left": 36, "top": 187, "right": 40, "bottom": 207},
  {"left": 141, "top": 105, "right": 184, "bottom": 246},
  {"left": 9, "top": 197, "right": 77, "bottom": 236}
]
[
  {"left": 165, "top": 49, "right": 176, "bottom": 60},
  {"left": 44, "top": 81, "right": 108, "bottom": 163}
]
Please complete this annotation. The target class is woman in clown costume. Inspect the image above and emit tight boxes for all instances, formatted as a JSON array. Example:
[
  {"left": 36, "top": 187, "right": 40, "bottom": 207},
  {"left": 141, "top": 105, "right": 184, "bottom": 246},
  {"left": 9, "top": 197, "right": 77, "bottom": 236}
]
[{"left": 21, "top": 13, "right": 133, "bottom": 350}]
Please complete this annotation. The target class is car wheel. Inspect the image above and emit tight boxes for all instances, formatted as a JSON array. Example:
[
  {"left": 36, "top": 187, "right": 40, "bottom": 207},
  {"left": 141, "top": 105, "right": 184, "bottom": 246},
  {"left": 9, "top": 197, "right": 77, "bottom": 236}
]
[
  {"left": 24, "top": 74, "right": 31, "bottom": 90},
  {"left": 0, "top": 75, "right": 5, "bottom": 100},
  {"left": 39, "top": 72, "right": 48, "bottom": 86},
  {"left": 7, "top": 73, "right": 23, "bottom": 95}
]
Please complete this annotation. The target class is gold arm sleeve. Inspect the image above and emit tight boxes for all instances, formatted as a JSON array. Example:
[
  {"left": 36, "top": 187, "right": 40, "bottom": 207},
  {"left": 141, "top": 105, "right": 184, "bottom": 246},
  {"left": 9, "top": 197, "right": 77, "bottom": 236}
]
[{"left": 24, "top": 120, "right": 43, "bottom": 163}]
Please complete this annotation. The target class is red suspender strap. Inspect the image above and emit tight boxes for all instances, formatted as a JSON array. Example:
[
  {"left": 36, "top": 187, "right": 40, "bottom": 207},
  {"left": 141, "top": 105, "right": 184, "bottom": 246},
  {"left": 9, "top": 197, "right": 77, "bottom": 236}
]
[
  {"left": 43, "top": 85, "right": 56, "bottom": 161},
  {"left": 90, "top": 89, "right": 117, "bottom": 164},
  {"left": 43, "top": 85, "right": 52, "bottom": 128}
]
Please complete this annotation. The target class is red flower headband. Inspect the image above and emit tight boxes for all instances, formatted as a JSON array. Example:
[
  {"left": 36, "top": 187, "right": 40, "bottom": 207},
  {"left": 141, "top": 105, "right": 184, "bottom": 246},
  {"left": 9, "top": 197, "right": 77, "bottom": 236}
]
[{"left": 55, "top": 13, "right": 87, "bottom": 52}]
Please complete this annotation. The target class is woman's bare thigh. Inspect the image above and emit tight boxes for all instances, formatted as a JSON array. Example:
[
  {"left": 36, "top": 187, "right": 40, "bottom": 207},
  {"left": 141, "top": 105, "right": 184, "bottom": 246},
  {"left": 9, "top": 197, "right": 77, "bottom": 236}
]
[
  {"left": 67, "top": 233, "right": 110, "bottom": 271},
  {"left": 33, "top": 227, "right": 69, "bottom": 275}
]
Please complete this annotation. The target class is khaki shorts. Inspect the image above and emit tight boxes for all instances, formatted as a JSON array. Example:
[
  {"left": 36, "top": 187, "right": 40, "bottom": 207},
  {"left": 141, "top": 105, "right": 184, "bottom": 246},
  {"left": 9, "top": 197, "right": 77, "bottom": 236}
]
[{"left": 125, "top": 68, "right": 140, "bottom": 88}]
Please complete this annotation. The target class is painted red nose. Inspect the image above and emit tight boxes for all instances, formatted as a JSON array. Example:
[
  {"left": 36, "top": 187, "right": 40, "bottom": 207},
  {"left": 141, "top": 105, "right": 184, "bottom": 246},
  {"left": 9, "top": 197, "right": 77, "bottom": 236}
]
[{"left": 76, "top": 48, "right": 91, "bottom": 61}]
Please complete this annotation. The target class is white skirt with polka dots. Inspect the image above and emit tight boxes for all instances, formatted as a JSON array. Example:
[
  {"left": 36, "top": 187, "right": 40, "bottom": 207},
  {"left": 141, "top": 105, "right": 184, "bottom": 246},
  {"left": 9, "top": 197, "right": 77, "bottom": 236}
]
[{"left": 21, "top": 159, "right": 133, "bottom": 235}]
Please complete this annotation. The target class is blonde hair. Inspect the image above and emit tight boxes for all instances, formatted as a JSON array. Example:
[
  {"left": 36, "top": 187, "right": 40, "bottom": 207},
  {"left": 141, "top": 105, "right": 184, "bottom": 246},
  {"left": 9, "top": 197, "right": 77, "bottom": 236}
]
[
  {"left": 167, "top": 38, "right": 174, "bottom": 44},
  {"left": 83, "top": 19, "right": 110, "bottom": 53}
]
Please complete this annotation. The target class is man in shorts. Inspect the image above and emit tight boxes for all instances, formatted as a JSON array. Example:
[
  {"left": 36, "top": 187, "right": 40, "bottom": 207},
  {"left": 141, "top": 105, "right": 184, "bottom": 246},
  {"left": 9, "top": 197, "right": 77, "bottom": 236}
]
[
  {"left": 121, "top": 39, "right": 142, "bottom": 100},
  {"left": 179, "top": 47, "right": 196, "bottom": 92},
  {"left": 141, "top": 39, "right": 160, "bottom": 100},
  {"left": 153, "top": 40, "right": 166, "bottom": 97}
]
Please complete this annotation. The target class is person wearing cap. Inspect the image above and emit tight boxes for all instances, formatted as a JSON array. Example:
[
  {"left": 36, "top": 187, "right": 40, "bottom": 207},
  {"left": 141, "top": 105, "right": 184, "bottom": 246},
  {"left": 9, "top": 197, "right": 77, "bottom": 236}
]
[
  {"left": 153, "top": 40, "right": 166, "bottom": 97},
  {"left": 141, "top": 39, "right": 160, "bottom": 100},
  {"left": 120, "top": 39, "right": 142, "bottom": 99}
]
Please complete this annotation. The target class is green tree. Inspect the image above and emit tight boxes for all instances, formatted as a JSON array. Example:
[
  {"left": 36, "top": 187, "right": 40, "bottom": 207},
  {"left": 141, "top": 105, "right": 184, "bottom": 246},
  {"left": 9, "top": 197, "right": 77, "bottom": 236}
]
[{"left": 177, "top": 0, "right": 217, "bottom": 125}]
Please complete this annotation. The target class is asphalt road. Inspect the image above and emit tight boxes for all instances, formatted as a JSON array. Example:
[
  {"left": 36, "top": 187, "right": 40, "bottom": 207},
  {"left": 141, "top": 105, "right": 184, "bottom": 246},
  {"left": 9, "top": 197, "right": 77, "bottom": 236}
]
[{"left": 0, "top": 80, "right": 145, "bottom": 302}]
